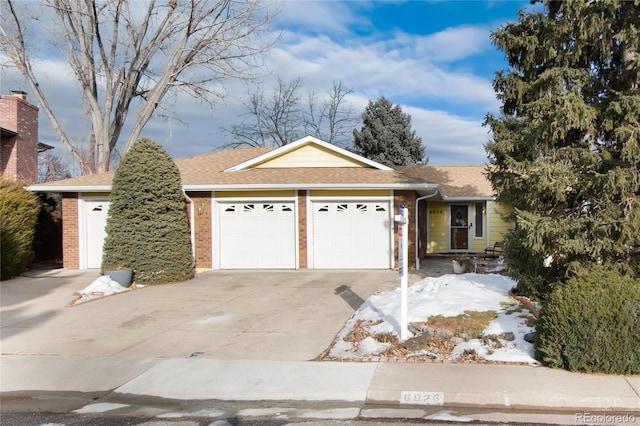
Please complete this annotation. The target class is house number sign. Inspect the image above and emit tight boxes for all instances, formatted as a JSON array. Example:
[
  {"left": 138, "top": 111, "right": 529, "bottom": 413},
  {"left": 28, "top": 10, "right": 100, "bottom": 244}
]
[{"left": 400, "top": 391, "right": 445, "bottom": 405}]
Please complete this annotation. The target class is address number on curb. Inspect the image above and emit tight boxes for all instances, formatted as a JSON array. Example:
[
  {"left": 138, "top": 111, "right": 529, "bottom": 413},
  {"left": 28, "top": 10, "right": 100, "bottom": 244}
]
[{"left": 400, "top": 391, "right": 445, "bottom": 405}]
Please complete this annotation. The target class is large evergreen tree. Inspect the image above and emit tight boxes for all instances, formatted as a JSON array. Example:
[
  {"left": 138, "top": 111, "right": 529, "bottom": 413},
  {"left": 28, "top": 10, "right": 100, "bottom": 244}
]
[
  {"left": 485, "top": 0, "right": 640, "bottom": 298},
  {"left": 353, "top": 96, "right": 426, "bottom": 166},
  {"left": 102, "top": 138, "right": 194, "bottom": 285}
]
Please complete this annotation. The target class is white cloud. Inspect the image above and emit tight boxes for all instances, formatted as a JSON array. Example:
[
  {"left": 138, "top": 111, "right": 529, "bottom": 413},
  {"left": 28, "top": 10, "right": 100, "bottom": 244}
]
[
  {"left": 271, "top": 30, "right": 499, "bottom": 111},
  {"left": 412, "top": 25, "right": 491, "bottom": 62},
  {"left": 2, "top": 1, "right": 504, "bottom": 170},
  {"left": 273, "top": 0, "right": 370, "bottom": 35},
  {"left": 405, "top": 106, "right": 491, "bottom": 165}
]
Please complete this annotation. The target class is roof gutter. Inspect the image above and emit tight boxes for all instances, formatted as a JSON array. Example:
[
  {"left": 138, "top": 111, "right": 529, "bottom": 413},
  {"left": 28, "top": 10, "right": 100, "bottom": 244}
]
[
  {"left": 26, "top": 183, "right": 441, "bottom": 193},
  {"left": 440, "top": 196, "right": 496, "bottom": 201},
  {"left": 182, "top": 183, "right": 440, "bottom": 191},
  {"left": 26, "top": 185, "right": 112, "bottom": 193}
]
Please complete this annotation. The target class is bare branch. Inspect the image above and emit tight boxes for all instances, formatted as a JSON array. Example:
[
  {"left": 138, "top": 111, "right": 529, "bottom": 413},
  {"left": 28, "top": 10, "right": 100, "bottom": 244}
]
[
  {"left": 1, "top": 0, "right": 278, "bottom": 173},
  {"left": 224, "top": 76, "right": 357, "bottom": 149}
]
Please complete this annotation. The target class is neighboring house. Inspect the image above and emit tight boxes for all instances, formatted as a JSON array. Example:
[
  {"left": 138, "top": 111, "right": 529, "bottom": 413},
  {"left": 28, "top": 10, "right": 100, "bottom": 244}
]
[
  {"left": 1, "top": 91, "right": 54, "bottom": 184},
  {"left": 28, "top": 136, "right": 512, "bottom": 271}
]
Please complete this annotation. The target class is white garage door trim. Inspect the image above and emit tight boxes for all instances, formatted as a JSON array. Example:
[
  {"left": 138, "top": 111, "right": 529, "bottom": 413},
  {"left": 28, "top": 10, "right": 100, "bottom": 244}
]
[
  {"left": 308, "top": 197, "right": 393, "bottom": 269},
  {"left": 214, "top": 198, "right": 298, "bottom": 269},
  {"left": 78, "top": 197, "right": 110, "bottom": 269}
]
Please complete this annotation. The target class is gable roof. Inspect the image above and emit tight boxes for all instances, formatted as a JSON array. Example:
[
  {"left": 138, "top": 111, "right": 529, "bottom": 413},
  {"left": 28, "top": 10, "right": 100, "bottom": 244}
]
[
  {"left": 225, "top": 136, "right": 393, "bottom": 171},
  {"left": 27, "top": 143, "right": 495, "bottom": 199}
]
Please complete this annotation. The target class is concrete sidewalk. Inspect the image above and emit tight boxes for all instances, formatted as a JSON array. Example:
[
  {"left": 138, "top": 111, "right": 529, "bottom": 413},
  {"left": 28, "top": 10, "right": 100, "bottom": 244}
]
[{"left": 2, "top": 354, "right": 639, "bottom": 421}]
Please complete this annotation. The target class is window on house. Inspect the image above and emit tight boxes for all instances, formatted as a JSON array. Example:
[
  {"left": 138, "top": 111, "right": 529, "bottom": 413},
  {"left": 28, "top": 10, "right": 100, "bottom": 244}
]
[{"left": 475, "top": 202, "right": 484, "bottom": 238}]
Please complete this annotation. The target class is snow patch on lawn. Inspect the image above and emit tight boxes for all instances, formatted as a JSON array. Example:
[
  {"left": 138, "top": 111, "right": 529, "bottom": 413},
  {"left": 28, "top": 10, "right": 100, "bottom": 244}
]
[{"left": 329, "top": 273, "right": 539, "bottom": 365}]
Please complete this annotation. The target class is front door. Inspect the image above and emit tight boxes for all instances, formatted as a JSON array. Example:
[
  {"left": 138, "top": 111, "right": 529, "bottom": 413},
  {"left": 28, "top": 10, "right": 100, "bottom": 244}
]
[{"left": 450, "top": 204, "right": 469, "bottom": 251}]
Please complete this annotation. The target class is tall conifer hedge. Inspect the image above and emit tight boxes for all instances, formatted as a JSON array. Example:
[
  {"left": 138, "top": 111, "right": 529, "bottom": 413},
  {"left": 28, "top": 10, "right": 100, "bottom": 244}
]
[
  {"left": 0, "top": 180, "right": 40, "bottom": 280},
  {"left": 102, "top": 138, "right": 193, "bottom": 284}
]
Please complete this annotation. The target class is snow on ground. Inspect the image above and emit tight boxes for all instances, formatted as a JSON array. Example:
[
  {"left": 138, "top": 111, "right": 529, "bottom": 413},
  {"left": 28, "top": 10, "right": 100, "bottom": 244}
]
[
  {"left": 329, "top": 273, "right": 539, "bottom": 365},
  {"left": 69, "top": 275, "right": 134, "bottom": 305}
]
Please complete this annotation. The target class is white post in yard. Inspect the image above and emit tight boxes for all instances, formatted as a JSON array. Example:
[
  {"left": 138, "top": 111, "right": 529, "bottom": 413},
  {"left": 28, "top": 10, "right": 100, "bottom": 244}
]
[{"left": 395, "top": 205, "right": 409, "bottom": 340}]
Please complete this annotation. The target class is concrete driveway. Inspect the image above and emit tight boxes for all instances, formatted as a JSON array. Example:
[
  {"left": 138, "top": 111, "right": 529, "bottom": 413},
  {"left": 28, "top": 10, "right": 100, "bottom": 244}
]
[{"left": 1, "top": 269, "right": 408, "bottom": 361}]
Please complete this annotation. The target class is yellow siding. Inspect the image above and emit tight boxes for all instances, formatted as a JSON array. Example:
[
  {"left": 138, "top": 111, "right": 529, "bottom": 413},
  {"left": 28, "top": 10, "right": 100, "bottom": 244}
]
[
  {"left": 310, "top": 190, "right": 390, "bottom": 197},
  {"left": 471, "top": 239, "right": 486, "bottom": 253},
  {"left": 489, "top": 201, "right": 513, "bottom": 245},
  {"left": 80, "top": 192, "right": 110, "bottom": 197},
  {"left": 427, "top": 202, "right": 448, "bottom": 253},
  {"left": 470, "top": 202, "right": 487, "bottom": 253},
  {"left": 214, "top": 190, "right": 295, "bottom": 198},
  {"left": 254, "top": 143, "right": 367, "bottom": 168}
]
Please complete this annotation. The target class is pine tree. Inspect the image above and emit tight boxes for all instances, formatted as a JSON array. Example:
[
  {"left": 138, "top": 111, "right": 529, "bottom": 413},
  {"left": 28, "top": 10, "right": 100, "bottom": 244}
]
[
  {"left": 353, "top": 96, "right": 426, "bottom": 166},
  {"left": 102, "top": 138, "right": 194, "bottom": 284},
  {"left": 484, "top": 0, "right": 640, "bottom": 299}
]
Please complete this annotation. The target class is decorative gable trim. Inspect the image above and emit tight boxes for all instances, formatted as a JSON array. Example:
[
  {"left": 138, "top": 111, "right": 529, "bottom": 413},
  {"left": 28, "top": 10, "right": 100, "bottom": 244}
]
[{"left": 224, "top": 136, "right": 394, "bottom": 172}]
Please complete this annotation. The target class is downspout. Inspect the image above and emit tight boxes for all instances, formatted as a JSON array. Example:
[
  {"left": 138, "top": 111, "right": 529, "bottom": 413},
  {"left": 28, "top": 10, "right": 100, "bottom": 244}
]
[
  {"left": 182, "top": 189, "right": 196, "bottom": 267},
  {"left": 415, "top": 190, "right": 439, "bottom": 270}
]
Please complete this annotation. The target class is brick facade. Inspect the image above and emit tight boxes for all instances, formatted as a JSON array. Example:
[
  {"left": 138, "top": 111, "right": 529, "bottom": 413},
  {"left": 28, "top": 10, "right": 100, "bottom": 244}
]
[
  {"left": 393, "top": 190, "right": 418, "bottom": 269},
  {"left": 0, "top": 93, "right": 39, "bottom": 183},
  {"left": 62, "top": 193, "right": 79, "bottom": 269},
  {"left": 297, "top": 190, "right": 308, "bottom": 268},
  {"left": 187, "top": 191, "right": 212, "bottom": 269}
]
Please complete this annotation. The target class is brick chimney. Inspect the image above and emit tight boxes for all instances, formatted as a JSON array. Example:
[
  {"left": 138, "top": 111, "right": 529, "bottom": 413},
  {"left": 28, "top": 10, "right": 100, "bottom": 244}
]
[{"left": 0, "top": 91, "right": 39, "bottom": 183}]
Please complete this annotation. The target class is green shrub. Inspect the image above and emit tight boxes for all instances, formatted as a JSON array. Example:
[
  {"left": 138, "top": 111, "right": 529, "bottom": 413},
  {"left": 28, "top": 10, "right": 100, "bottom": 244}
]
[
  {"left": 535, "top": 269, "right": 640, "bottom": 374},
  {"left": 102, "top": 138, "right": 194, "bottom": 284},
  {"left": 0, "top": 180, "right": 40, "bottom": 280}
]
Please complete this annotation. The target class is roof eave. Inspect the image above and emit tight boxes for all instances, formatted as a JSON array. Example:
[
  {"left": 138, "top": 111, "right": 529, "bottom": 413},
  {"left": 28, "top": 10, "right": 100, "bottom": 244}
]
[
  {"left": 183, "top": 183, "right": 439, "bottom": 191},
  {"left": 441, "top": 195, "right": 496, "bottom": 201},
  {"left": 26, "top": 183, "right": 493, "bottom": 200},
  {"left": 26, "top": 185, "right": 112, "bottom": 192}
]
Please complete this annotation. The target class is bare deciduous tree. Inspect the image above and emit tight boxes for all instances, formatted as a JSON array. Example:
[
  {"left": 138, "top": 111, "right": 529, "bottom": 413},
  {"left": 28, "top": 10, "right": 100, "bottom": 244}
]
[
  {"left": 38, "top": 152, "right": 73, "bottom": 183},
  {"left": 1, "top": 0, "right": 277, "bottom": 174},
  {"left": 226, "top": 76, "right": 303, "bottom": 148},
  {"left": 304, "top": 80, "right": 356, "bottom": 146},
  {"left": 224, "top": 76, "right": 357, "bottom": 148}
]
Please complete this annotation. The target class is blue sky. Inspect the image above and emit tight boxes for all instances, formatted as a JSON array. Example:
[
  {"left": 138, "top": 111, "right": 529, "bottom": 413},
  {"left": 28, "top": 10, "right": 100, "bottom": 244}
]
[{"left": 1, "top": 0, "right": 541, "bottom": 171}]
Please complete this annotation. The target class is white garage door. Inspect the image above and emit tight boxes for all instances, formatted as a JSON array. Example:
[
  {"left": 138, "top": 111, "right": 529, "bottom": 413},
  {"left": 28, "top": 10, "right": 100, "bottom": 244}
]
[
  {"left": 83, "top": 199, "right": 110, "bottom": 269},
  {"left": 312, "top": 201, "right": 391, "bottom": 269},
  {"left": 218, "top": 202, "right": 296, "bottom": 269}
]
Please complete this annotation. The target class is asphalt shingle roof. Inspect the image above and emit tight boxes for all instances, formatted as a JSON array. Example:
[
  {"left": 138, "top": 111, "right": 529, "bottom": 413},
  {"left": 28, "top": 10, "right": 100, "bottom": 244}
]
[{"left": 32, "top": 147, "right": 494, "bottom": 198}]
